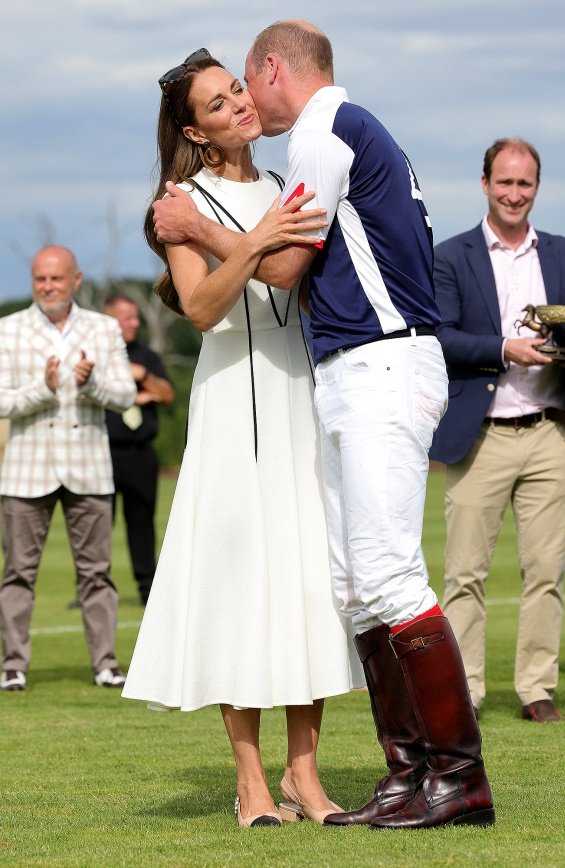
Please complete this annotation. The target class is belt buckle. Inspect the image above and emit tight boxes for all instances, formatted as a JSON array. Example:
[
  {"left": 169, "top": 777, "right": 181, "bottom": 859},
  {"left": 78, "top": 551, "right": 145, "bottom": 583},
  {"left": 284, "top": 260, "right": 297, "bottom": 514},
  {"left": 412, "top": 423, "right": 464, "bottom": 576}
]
[{"left": 524, "top": 412, "right": 542, "bottom": 428}]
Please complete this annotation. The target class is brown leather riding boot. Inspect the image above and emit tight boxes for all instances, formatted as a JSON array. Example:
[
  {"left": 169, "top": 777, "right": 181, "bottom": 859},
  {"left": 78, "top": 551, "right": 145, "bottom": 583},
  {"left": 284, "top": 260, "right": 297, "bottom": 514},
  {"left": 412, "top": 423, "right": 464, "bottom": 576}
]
[
  {"left": 370, "top": 616, "right": 495, "bottom": 830},
  {"left": 324, "top": 623, "right": 427, "bottom": 826}
]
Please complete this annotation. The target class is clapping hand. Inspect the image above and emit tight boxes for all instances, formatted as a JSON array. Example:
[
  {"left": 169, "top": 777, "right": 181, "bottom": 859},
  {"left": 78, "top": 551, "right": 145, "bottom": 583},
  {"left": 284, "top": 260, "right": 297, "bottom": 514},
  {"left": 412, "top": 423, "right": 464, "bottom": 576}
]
[
  {"left": 75, "top": 349, "right": 95, "bottom": 385},
  {"left": 45, "top": 356, "right": 60, "bottom": 393}
]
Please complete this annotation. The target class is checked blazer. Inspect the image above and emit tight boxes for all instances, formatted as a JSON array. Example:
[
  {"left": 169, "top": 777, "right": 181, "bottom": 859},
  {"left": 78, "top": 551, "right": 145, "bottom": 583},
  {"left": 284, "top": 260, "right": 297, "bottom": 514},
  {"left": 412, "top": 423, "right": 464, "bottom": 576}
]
[{"left": 0, "top": 303, "right": 137, "bottom": 497}]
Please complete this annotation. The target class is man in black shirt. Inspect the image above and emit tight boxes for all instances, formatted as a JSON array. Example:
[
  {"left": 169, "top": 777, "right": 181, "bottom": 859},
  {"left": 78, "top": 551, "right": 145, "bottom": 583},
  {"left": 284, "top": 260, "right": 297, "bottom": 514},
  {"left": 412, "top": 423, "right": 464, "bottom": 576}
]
[{"left": 104, "top": 293, "right": 174, "bottom": 604}]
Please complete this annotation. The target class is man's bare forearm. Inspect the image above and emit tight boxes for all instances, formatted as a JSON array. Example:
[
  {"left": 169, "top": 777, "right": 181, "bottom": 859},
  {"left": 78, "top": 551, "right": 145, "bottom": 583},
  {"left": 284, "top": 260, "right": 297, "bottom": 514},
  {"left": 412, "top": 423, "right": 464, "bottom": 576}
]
[
  {"left": 190, "top": 212, "right": 240, "bottom": 263},
  {"left": 153, "top": 186, "right": 321, "bottom": 289},
  {"left": 189, "top": 212, "right": 303, "bottom": 289}
]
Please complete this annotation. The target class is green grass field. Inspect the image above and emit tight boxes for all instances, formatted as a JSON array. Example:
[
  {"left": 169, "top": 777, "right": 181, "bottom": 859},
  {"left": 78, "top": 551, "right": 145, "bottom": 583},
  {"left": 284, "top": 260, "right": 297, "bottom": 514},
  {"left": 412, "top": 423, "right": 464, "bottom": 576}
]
[{"left": 0, "top": 472, "right": 563, "bottom": 866}]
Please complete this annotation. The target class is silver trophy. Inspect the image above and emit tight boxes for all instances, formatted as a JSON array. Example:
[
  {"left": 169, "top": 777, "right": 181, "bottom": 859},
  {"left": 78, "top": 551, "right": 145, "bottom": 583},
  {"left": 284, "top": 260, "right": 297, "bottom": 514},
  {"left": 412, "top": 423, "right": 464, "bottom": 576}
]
[{"left": 516, "top": 304, "right": 565, "bottom": 361}]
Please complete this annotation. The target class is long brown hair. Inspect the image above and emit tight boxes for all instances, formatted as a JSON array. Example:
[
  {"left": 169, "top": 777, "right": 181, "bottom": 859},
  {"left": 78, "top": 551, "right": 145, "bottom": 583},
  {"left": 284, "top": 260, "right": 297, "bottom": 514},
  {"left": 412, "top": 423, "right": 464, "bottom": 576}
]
[{"left": 144, "top": 56, "right": 225, "bottom": 315}]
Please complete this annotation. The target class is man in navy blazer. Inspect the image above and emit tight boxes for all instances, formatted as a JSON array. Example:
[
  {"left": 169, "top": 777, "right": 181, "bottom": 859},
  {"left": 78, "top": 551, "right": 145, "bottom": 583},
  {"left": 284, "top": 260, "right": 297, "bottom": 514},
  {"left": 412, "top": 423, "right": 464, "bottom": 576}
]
[{"left": 430, "top": 138, "right": 565, "bottom": 722}]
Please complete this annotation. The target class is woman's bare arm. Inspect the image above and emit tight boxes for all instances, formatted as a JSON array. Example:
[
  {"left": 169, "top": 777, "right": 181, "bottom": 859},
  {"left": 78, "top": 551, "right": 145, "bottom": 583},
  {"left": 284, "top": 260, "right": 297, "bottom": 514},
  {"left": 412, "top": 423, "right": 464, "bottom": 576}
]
[
  {"left": 154, "top": 186, "right": 324, "bottom": 292},
  {"left": 166, "top": 194, "right": 325, "bottom": 332}
]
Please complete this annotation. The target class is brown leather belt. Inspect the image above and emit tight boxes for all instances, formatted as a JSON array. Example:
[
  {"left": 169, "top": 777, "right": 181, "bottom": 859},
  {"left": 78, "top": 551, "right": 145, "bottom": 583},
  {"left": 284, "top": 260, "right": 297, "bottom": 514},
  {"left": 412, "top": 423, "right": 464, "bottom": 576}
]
[{"left": 485, "top": 407, "right": 565, "bottom": 428}]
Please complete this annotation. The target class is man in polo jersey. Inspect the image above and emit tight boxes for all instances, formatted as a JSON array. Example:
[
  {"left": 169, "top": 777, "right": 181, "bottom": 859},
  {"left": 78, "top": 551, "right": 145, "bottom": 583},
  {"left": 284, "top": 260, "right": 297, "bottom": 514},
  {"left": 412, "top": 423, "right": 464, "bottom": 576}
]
[{"left": 152, "top": 20, "right": 494, "bottom": 830}]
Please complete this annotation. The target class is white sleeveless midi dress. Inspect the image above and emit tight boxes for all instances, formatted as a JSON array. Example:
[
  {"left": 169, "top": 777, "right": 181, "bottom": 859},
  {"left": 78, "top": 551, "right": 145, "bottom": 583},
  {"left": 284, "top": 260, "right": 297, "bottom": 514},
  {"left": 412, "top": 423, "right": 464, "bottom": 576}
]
[{"left": 122, "top": 167, "right": 362, "bottom": 711}]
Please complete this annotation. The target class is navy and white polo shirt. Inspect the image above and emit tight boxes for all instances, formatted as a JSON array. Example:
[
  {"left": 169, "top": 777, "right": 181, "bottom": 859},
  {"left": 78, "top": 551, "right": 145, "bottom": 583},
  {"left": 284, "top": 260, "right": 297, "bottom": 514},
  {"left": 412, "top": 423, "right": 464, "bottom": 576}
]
[{"left": 281, "top": 86, "right": 441, "bottom": 365}]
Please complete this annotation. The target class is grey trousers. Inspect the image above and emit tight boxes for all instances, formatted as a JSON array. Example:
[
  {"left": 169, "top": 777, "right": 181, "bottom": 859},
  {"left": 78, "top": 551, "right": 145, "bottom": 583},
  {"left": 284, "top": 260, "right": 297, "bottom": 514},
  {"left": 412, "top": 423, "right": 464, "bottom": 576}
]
[{"left": 0, "top": 487, "right": 119, "bottom": 674}]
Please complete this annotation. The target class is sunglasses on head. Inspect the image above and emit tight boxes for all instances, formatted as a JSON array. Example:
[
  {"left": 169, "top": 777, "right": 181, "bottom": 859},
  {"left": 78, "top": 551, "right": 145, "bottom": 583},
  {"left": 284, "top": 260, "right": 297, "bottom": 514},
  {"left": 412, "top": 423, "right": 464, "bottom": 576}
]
[{"left": 158, "top": 48, "right": 212, "bottom": 91}]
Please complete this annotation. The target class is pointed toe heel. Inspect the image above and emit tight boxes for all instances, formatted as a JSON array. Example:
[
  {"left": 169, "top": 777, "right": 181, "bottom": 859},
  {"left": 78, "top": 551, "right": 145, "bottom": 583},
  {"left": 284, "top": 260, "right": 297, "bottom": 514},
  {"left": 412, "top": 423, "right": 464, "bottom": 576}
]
[{"left": 279, "top": 776, "right": 342, "bottom": 825}]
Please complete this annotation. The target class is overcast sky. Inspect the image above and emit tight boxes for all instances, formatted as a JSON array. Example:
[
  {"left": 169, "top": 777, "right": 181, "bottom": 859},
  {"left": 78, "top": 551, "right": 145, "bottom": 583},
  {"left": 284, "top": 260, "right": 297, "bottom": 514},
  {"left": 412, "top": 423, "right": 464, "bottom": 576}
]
[{"left": 1, "top": 0, "right": 564, "bottom": 300}]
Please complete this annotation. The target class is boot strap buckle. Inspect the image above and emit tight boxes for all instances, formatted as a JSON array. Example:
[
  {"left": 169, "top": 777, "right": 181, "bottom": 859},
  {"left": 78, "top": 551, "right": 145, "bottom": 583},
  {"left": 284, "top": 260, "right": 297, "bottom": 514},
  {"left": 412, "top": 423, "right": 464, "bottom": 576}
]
[{"left": 389, "top": 631, "right": 445, "bottom": 659}]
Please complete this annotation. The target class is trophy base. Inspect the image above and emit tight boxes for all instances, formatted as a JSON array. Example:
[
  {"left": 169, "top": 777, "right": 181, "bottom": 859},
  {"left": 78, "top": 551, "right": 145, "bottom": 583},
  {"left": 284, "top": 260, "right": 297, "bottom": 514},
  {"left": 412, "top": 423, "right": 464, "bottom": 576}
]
[{"left": 539, "top": 344, "right": 565, "bottom": 361}]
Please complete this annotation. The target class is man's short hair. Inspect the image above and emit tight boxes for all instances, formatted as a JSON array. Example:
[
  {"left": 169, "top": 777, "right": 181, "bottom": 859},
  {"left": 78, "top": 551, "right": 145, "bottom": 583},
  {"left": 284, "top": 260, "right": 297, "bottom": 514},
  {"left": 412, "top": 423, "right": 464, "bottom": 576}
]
[
  {"left": 483, "top": 138, "right": 541, "bottom": 184},
  {"left": 104, "top": 292, "right": 136, "bottom": 310},
  {"left": 251, "top": 20, "right": 333, "bottom": 82}
]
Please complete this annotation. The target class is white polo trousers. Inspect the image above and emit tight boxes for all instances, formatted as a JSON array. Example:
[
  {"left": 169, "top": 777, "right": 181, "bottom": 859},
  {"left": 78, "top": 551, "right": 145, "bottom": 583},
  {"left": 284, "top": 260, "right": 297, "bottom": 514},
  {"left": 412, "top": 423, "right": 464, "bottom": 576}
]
[{"left": 314, "top": 333, "right": 448, "bottom": 632}]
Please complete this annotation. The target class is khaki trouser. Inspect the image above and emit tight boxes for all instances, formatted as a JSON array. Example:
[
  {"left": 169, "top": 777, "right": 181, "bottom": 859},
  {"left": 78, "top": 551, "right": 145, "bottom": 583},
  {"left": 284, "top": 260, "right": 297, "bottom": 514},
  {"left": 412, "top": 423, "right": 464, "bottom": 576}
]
[
  {"left": 443, "top": 418, "right": 565, "bottom": 708},
  {"left": 0, "top": 488, "right": 119, "bottom": 674}
]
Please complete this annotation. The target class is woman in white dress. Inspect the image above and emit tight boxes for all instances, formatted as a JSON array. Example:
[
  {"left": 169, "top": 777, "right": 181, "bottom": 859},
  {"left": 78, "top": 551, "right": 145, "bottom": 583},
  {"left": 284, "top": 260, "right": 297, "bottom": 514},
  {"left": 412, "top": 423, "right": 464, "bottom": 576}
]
[{"left": 122, "top": 50, "right": 361, "bottom": 827}]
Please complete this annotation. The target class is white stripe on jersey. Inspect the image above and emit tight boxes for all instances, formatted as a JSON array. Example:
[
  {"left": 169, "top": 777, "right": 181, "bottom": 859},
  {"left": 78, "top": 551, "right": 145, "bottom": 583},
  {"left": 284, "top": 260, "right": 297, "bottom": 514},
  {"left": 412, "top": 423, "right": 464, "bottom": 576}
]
[{"left": 338, "top": 197, "right": 408, "bottom": 333}]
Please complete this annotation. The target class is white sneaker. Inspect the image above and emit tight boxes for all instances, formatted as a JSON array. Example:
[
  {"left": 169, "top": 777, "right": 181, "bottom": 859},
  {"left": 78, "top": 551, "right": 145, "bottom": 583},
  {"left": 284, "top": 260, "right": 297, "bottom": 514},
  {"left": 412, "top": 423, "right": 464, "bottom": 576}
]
[
  {"left": 94, "top": 667, "right": 126, "bottom": 688},
  {"left": 1, "top": 670, "right": 26, "bottom": 691}
]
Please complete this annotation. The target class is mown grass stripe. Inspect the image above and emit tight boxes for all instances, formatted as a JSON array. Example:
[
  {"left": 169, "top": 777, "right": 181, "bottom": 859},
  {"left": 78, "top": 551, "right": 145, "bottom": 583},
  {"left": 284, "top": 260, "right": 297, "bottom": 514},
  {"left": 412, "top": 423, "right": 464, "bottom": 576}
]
[
  {"left": 30, "top": 620, "right": 142, "bottom": 636},
  {"left": 29, "top": 598, "right": 523, "bottom": 638}
]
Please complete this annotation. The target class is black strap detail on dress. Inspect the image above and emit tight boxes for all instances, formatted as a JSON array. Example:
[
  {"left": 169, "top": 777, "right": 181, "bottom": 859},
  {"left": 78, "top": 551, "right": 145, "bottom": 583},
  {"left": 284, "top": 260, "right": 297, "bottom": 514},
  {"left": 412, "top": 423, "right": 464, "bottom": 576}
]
[
  {"left": 267, "top": 285, "right": 291, "bottom": 327},
  {"left": 267, "top": 170, "right": 285, "bottom": 190},
  {"left": 189, "top": 180, "right": 246, "bottom": 231},
  {"left": 298, "top": 290, "right": 315, "bottom": 382},
  {"left": 242, "top": 289, "right": 258, "bottom": 459},
  {"left": 189, "top": 175, "right": 287, "bottom": 461},
  {"left": 267, "top": 170, "right": 313, "bottom": 380},
  {"left": 189, "top": 179, "right": 258, "bottom": 459},
  {"left": 190, "top": 178, "right": 289, "bottom": 326},
  {"left": 266, "top": 171, "right": 291, "bottom": 326}
]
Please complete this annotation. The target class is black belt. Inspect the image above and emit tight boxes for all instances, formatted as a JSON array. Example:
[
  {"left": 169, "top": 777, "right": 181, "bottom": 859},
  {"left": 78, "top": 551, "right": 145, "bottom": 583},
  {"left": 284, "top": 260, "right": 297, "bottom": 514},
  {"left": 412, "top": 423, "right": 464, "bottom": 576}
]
[
  {"left": 320, "top": 326, "right": 437, "bottom": 363},
  {"left": 485, "top": 408, "right": 565, "bottom": 429}
]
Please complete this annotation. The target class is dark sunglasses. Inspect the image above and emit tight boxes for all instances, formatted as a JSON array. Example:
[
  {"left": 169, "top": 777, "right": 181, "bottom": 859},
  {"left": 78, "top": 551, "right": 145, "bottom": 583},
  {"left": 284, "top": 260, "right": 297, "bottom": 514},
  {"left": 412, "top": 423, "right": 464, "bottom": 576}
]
[{"left": 158, "top": 48, "right": 212, "bottom": 91}]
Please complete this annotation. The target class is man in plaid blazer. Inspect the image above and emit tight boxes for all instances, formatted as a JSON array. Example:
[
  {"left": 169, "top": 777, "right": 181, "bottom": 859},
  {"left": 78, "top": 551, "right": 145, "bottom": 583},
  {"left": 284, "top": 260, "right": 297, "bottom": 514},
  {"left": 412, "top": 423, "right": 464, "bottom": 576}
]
[{"left": 0, "top": 246, "right": 137, "bottom": 691}]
